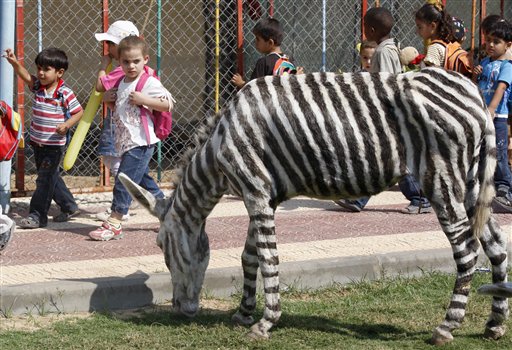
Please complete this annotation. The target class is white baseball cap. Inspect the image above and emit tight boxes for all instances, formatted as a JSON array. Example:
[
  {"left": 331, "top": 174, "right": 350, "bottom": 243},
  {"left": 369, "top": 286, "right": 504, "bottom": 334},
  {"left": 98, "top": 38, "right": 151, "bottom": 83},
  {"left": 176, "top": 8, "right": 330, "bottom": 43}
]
[{"left": 95, "top": 20, "right": 139, "bottom": 45}]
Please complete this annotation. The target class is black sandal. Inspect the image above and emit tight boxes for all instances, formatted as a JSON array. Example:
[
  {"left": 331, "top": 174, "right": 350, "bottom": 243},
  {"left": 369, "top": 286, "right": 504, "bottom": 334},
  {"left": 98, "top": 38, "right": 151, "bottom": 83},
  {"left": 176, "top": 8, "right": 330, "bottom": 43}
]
[
  {"left": 53, "top": 209, "right": 81, "bottom": 223},
  {"left": 19, "top": 215, "right": 41, "bottom": 229}
]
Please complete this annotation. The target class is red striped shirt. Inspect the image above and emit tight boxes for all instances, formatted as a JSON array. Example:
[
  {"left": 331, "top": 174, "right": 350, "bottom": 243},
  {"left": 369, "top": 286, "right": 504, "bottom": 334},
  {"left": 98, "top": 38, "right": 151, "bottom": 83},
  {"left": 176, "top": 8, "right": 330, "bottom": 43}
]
[{"left": 30, "top": 78, "right": 82, "bottom": 146}]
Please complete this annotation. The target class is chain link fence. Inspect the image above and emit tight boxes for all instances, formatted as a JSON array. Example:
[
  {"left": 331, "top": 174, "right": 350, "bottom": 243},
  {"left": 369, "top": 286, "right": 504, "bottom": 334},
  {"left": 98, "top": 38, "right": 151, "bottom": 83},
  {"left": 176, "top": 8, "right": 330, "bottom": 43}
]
[{"left": 11, "top": 0, "right": 512, "bottom": 195}]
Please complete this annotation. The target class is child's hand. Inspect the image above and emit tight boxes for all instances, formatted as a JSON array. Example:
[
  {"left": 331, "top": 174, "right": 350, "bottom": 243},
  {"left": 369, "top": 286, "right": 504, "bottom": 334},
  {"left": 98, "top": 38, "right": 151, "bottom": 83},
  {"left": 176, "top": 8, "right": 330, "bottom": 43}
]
[
  {"left": 296, "top": 66, "right": 305, "bottom": 74},
  {"left": 231, "top": 73, "right": 246, "bottom": 88},
  {"left": 129, "top": 91, "right": 146, "bottom": 106},
  {"left": 103, "top": 88, "right": 117, "bottom": 103},
  {"left": 100, "top": 54, "right": 112, "bottom": 70},
  {"left": 473, "top": 65, "right": 483, "bottom": 76},
  {"left": 55, "top": 122, "right": 70, "bottom": 135},
  {"left": 3, "top": 49, "right": 17, "bottom": 65}
]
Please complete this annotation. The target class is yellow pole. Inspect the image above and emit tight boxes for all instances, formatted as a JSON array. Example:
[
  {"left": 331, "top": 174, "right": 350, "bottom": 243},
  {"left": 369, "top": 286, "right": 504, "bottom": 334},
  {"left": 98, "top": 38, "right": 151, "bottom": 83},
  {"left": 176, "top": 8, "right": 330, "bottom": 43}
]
[{"left": 214, "top": 0, "right": 220, "bottom": 114}]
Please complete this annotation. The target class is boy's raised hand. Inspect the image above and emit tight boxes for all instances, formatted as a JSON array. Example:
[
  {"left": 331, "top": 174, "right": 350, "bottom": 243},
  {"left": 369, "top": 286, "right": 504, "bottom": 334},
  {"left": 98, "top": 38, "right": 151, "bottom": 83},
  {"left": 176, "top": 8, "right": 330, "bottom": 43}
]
[
  {"left": 2, "top": 48, "right": 18, "bottom": 65},
  {"left": 231, "top": 73, "right": 246, "bottom": 88}
]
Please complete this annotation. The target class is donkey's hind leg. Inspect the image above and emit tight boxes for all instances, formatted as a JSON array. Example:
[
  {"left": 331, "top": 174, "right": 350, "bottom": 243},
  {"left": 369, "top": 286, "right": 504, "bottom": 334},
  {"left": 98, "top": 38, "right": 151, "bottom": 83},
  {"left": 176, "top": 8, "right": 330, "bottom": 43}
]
[
  {"left": 232, "top": 225, "right": 258, "bottom": 326},
  {"left": 429, "top": 200, "right": 481, "bottom": 345},
  {"left": 479, "top": 216, "right": 509, "bottom": 339}
]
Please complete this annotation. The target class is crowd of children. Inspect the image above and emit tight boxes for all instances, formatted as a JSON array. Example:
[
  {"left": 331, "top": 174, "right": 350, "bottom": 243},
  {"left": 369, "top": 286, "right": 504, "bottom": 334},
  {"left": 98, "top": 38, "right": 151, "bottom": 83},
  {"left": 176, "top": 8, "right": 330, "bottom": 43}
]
[{"left": 1, "top": 2, "right": 512, "bottom": 251}]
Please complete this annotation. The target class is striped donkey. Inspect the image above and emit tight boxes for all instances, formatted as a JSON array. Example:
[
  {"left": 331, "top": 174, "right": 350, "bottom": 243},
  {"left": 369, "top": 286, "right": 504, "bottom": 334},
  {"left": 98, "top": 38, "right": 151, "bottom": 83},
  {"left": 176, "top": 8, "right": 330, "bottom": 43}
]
[{"left": 119, "top": 67, "right": 508, "bottom": 345}]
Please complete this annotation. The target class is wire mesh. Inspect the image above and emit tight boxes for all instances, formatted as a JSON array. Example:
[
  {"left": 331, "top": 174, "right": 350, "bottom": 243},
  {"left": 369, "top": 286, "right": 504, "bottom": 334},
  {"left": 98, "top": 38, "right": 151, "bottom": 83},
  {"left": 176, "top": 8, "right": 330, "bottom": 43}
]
[{"left": 10, "top": 0, "right": 512, "bottom": 194}]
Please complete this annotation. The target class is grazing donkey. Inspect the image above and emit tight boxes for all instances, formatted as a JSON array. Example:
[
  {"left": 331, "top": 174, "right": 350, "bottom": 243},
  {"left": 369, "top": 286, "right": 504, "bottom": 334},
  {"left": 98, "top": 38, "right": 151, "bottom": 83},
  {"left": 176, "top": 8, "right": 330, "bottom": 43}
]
[{"left": 119, "top": 68, "right": 508, "bottom": 345}]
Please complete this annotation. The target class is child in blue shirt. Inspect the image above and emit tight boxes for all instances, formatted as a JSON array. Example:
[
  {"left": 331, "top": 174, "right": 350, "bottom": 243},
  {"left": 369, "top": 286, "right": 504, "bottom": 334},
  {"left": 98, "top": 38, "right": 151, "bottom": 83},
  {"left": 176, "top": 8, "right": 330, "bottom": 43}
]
[{"left": 477, "top": 19, "right": 512, "bottom": 212}]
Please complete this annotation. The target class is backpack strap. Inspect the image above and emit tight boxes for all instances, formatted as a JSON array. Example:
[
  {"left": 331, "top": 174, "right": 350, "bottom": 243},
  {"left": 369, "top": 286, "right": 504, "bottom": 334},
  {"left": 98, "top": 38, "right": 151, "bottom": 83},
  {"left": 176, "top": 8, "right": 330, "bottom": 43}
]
[
  {"left": 56, "top": 86, "right": 72, "bottom": 144},
  {"left": 135, "top": 72, "right": 153, "bottom": 144}
]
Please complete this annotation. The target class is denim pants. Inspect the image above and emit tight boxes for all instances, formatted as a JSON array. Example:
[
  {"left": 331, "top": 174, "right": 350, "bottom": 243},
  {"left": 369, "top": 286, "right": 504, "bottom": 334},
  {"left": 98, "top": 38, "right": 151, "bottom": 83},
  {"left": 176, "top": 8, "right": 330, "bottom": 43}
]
[
  {"left": 494, "top": 119, "right": 512, "bottom": 194},
  {"left": 351, "top": 175, "right": 430, "bottom": 209},
  {"left": 30, "top": 143, "right": 78, "bottom": 225},
  {"left": 112, "top": 145, "right": 164, "bottom": 215},
  {"left": 0, "top": 160, "right": 11, "bottom": 214}
]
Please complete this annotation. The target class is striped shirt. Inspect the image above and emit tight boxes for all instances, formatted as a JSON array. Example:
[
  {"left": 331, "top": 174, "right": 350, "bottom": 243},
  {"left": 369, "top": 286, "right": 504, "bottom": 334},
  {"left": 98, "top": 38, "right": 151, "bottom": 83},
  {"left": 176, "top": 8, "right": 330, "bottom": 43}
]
[{"left": 30, "top": 78, "right": 82, "bottom": 146}]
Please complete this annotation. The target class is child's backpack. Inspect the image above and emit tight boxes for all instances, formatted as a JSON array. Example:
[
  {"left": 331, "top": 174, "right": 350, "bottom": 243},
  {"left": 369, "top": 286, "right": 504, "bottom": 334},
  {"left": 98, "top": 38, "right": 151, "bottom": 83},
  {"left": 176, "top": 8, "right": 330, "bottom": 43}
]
[
  {"left": 272, "top": 53, "right": 297, "bottom": 76},
  {"left": 0, "top": 101, "right": 23, "bottom": 161},
  {"left": 113, "top": 71, "right": 172, "bottom": 143},
  {"left": 431, "top": 40, "right": 472, "bottom": 77}
]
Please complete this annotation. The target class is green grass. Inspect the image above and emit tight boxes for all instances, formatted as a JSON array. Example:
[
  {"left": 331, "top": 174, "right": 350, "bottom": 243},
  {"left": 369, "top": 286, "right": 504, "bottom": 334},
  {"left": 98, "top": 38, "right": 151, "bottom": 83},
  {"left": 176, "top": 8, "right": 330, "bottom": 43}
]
[{"left": 1, "top": 271, "right": 511, "bottom": 349}]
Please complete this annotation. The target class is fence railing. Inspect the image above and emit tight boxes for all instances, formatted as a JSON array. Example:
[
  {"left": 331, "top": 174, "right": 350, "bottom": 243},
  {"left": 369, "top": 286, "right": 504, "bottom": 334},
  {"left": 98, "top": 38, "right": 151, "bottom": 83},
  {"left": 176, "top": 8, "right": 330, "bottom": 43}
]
[{"left": 10, "top": 0, "right": 511, "bottom": 196}]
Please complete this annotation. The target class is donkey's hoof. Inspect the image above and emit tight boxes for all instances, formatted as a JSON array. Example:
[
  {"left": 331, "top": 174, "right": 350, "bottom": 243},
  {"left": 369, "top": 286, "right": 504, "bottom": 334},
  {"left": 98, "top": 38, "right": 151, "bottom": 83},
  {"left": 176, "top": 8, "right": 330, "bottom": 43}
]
[
  {"left": 247, "top": 323, "right": 270, "bottom": 340},
  {"left": 232, "top": 311, "right": 254, "bottom": 326},
  {"left": 484, "top": 325, "right": 506, "bottom": 340},
  {"left": 430, "top": 327, "right": 453, "bottom": 346}
]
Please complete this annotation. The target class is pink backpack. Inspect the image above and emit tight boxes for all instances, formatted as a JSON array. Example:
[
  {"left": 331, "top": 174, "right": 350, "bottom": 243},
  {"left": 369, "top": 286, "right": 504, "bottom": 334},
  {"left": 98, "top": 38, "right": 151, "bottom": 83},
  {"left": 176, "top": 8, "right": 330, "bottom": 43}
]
[{"left": 114, "top": 71, "right": 172, "bottom": 143}]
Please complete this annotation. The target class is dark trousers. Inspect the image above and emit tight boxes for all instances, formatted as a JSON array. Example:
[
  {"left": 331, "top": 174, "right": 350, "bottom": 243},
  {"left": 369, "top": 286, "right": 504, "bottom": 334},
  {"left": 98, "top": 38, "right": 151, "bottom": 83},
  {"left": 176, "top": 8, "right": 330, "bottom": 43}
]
[
  {"left": 495, "top": 119, "right": 512, "bottom": 194},
  {"left": 30, "top": 143, "right": 78, "bottom": 225},
  {"left": 351, "top": 175, "right": 430, "bottom": 209}
]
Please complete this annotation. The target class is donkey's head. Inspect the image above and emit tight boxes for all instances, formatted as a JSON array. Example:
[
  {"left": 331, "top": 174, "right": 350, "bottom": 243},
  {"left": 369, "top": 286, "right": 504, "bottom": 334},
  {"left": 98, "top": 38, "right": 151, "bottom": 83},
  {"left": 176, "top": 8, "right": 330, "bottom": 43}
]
[{"left": 118, "top": 173, "right": 210, "bottom": 317}]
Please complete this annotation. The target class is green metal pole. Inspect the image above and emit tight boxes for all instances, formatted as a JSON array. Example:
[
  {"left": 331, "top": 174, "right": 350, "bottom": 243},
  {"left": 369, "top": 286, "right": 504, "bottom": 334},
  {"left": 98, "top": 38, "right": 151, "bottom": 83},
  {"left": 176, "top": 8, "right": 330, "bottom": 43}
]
[{"left": 157, "top": 0, "right": 162, "bottom": 181}]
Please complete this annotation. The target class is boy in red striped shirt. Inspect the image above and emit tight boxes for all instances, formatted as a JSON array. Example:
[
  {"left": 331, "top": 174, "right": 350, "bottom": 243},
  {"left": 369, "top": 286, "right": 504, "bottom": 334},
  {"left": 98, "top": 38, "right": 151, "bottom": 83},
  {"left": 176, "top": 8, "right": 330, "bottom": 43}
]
[{"left": 4, "top": 47, "right": 83, "bottom": 228}]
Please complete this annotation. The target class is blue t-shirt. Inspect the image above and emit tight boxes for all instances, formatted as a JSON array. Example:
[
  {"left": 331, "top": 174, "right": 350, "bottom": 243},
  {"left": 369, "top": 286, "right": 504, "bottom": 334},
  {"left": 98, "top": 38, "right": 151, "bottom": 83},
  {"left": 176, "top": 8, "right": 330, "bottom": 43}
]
[{"left": 478, "top": 57, "right": 512, "bottom": 118}]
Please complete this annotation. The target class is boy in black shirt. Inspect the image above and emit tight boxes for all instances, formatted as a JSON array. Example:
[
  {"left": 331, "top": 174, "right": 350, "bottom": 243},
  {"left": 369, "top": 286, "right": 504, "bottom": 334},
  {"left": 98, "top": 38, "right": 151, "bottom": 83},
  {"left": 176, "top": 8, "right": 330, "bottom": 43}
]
[{"left": 231, "top": 18, "right": 298, "bottom": 88}]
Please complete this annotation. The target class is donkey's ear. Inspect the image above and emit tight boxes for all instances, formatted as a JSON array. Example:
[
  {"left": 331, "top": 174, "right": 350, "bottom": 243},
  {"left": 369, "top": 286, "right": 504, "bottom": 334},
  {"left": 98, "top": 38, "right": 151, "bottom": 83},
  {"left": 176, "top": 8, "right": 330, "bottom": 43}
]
[{"left": 118, "top": 173, "right": 159, "bottom": 218}]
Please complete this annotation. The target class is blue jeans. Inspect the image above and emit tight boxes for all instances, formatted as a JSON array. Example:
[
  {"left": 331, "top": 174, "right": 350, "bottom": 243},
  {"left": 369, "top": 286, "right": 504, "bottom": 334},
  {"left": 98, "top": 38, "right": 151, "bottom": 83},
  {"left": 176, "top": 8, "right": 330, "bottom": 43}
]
[
  {"left": 0, "top": 159, "right": 11, "bottom": 214},
  {"left": 352, "top": 175, "right": 430, "bottom": 209},
  {"left": 112, "top": 145, "right": 164, "bottom": 215},
  {"left": 494, "top": 119, "right": 512, "bottom": 194},
  {"left": 30, "top": 143, "right": 78, "bottom": 226}
]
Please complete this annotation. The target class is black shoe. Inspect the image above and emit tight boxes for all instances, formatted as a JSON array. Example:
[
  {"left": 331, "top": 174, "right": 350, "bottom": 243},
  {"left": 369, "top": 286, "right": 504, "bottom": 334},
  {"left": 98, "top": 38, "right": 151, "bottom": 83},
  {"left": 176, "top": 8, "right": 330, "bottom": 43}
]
[
  {"left": 53, "top": 209, "right": 81, "bottom": 223},
  {"left": 333, "top": 199, "right": 363, "bottom": 212}
]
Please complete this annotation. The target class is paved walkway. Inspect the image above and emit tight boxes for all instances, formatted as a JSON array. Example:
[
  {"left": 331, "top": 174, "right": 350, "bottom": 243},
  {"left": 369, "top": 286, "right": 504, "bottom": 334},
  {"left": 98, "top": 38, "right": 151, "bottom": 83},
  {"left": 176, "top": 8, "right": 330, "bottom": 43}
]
[{"left": 1, "top": 190, "right": 510, "bottom": 315}]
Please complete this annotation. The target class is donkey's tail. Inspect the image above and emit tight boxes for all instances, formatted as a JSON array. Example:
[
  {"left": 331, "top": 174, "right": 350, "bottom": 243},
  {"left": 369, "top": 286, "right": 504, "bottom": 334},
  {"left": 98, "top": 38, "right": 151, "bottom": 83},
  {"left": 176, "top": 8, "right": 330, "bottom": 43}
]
[{"left": 473, "top": 113, "right": 497, "bottom": 238}]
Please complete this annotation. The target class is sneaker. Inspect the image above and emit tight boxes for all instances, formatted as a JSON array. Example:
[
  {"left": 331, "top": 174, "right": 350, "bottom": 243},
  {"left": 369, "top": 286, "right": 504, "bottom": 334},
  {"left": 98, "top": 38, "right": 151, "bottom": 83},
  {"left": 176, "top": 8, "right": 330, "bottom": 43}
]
[
  {"left": 403, "top": 203, "right": 432, "bottom": 214},
  {"left": 53, "top": 209, "right": 81, "bottom": 222},
  {"left": 94, "top": 209, "right": 130, "bottom": 222},
  {"left": 89, "top": 222, "right": 123, "bottom": 241},
  {"left": 493, "top": 193, "right": 512, "bottom": 213},
  {"left": 333, "top": 199, "right": 362, "bottom": 212}
]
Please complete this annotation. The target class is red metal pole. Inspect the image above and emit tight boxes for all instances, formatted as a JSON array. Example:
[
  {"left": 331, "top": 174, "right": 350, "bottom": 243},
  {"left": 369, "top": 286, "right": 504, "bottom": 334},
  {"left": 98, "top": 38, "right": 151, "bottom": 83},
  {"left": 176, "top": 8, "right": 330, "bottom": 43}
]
[
  {"left": 268, "top": 0, "right": 274, "bottom": 17},
  {"left": 471, "top": 0, "right": 477, "bottom": 53},
  {"left": 361, "top": 0, "right": 368, "bottom": 41},
  {"left": 236, "top": 0, "right": 244, "bottom": 76},
  {"left": 15, "top": 0, "right": 25, "bottom": 195},
  {"left": 480, "top": 0, "right": 486, "bottom": 48},
  {"left": 101, "top": 0, "right": 110, "bottom": 187},
  {"left": 500, "top": 0, "right": 504, "bottom": 16}
]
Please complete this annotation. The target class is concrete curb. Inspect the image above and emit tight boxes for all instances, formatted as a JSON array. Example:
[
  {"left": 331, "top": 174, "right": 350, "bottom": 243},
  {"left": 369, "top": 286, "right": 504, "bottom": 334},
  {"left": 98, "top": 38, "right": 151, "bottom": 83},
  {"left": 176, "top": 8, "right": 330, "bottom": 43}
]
[{"left": 1, "top": 247, "right": 460, "bottom": 316}]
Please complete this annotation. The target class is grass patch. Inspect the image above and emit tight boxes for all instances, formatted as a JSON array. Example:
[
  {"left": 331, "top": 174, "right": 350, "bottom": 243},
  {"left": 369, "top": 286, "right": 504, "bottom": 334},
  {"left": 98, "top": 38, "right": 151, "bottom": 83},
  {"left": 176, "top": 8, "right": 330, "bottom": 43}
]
[{"left": 1, "top": 271, "right": 511, "bottom": 349}]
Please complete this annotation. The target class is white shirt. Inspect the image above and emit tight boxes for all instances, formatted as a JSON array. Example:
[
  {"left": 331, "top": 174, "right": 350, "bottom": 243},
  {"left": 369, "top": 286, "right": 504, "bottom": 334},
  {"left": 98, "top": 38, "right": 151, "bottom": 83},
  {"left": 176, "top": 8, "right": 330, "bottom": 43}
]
[{"left": 112, "top": 75, "right": 172, "bottom": 155}]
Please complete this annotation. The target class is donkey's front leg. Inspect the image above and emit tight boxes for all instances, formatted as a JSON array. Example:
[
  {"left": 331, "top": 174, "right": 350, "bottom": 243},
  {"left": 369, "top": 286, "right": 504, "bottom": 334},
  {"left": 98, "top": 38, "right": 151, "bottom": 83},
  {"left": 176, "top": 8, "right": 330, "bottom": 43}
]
[{"left": 247, "top": 218, "right": 281, "bottom": 339}]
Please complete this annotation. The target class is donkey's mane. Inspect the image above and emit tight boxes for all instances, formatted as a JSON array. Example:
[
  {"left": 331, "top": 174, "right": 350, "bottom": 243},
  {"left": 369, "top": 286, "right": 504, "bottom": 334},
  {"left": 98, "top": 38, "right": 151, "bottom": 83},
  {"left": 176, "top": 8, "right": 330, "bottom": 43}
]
[{"left": 172, "top": 111, "right": 223, "bottom": 184}]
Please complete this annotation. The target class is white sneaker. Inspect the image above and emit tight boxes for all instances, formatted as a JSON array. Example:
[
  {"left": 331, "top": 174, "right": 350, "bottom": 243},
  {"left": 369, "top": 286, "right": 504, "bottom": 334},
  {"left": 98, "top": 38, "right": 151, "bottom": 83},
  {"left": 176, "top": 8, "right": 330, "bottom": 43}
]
[{"left": 94, "top": 209, "right": 130, "bottom": 222}]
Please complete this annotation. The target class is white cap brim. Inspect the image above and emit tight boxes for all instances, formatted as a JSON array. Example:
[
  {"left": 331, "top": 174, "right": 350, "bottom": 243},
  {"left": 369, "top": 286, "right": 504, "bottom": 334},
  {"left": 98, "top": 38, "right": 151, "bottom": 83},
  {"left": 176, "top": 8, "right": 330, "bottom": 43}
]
[{"left": 95, "top": 33, "right": 121, "bottom": 45}]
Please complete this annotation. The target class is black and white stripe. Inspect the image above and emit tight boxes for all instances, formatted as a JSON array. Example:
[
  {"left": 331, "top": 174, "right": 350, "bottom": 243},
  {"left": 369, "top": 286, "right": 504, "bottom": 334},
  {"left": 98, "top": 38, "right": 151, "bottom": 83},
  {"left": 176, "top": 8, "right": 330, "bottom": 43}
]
[{"left": 120, "top": 67, "right": 508, "bottom": 344}]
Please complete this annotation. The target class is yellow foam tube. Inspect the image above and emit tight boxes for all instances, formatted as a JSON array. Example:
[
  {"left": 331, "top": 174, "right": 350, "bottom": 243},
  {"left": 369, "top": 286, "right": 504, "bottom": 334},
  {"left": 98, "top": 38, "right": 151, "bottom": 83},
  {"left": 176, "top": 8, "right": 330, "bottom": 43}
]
[{"left": 63, "top": 64, "right": 111, "bottom": 171}]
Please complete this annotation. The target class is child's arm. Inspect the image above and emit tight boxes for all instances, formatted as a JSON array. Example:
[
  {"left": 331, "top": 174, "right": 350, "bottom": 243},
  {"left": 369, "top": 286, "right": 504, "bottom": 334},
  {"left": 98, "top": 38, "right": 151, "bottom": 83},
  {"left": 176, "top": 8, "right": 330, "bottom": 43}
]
[
  {"left": 231, "top": 73, "right": 246, "bottom": 88},
  {"left": 129, "top": 92, "right": 172, "bottom": 112},
  {"left": 487, "top": 81, "right": 508, "bottom": 117},
  {"left": 55, "top": 109, "right": 84, "bottom": 135},
  {"left": 3, "top": 49, "right": 35, "bottom": 90},
  {"left": 96, "top": 55, "right": 112, "bottom": 92}
]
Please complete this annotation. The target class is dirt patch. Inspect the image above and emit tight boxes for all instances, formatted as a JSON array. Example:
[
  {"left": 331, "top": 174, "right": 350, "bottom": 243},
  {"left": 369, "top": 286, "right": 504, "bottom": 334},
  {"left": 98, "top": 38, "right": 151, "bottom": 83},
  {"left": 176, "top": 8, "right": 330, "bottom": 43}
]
[
  {"left": 0, "top": 312, "right": 92, "bottom": 332},
  {"left": 0, "top": 299, "right": 235, "bottom": 332}
]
